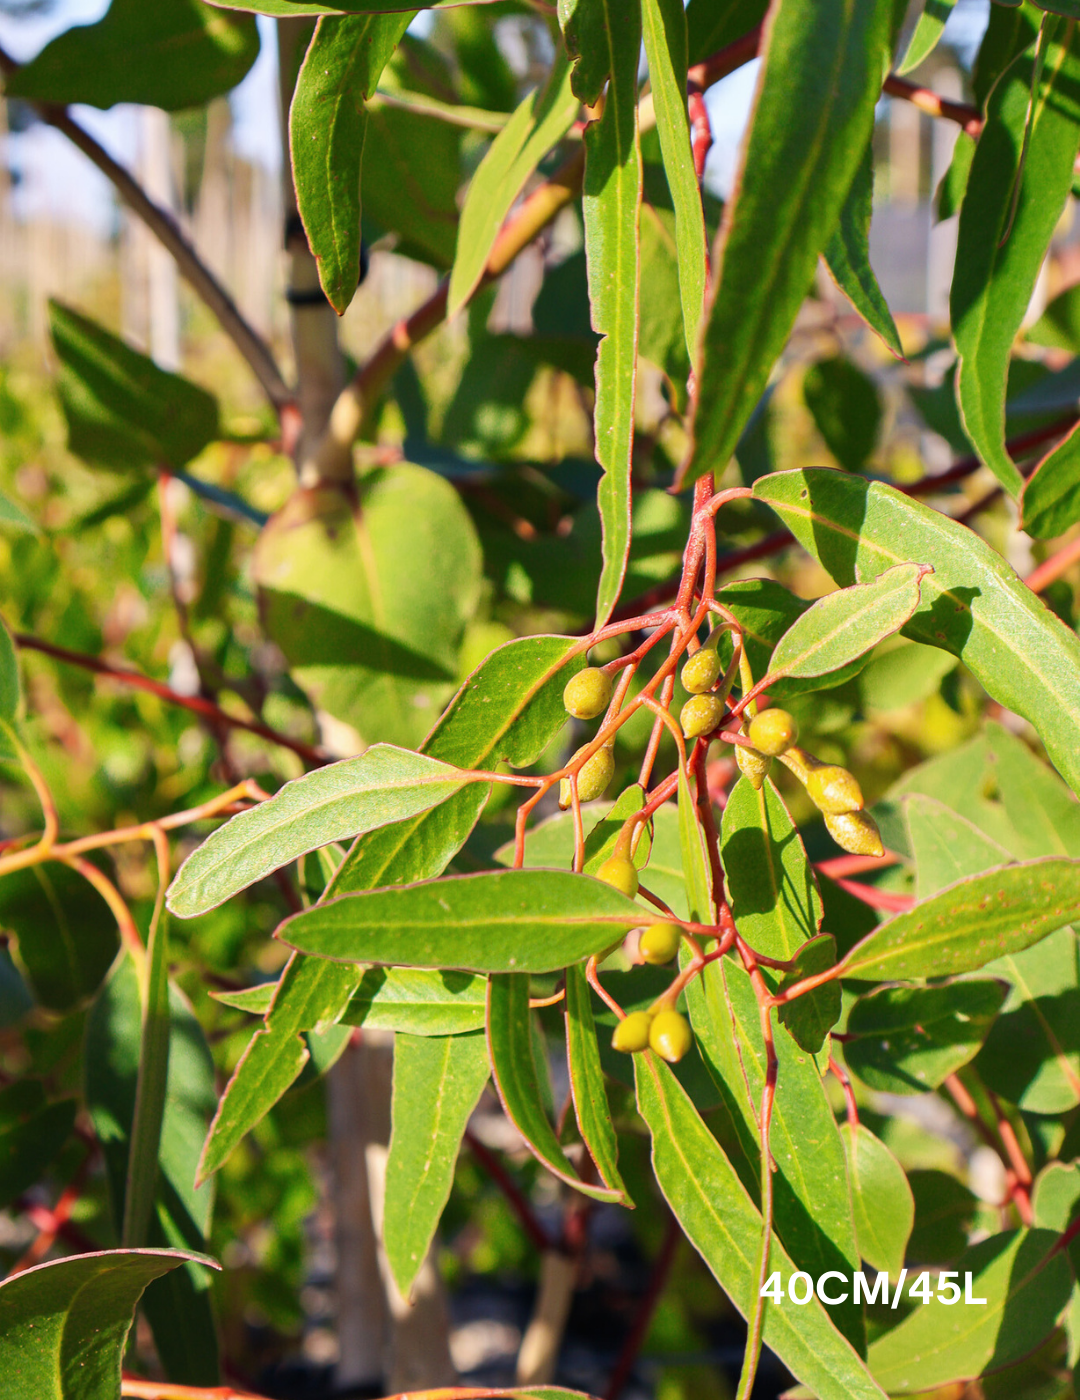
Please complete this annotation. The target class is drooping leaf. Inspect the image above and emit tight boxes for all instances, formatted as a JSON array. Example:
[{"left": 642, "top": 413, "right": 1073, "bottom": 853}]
[
  {"left": 802, "top": 355, "right": 885, "bottom": 472},
  {"left": 840, "top": 1123, "right": 913, "bottom": 1277},
  {"left": 384, "top": 1030, "right": 490, "bottom": 1297},
  {"left": 49, "top": 301, "right": 220, "bottom": 472},
  {"left": 866, "top": 1229, "right": 1072, "bottom": 1393},
  {"left": 344, "top": 966, "right": 487, "bottom": 1035},
  {"left": 168, "top": 746, "right": 475, "bottom": 918},
  {"left": 291, "top": 13, "right": 412, "bottom": 315},
  {"left": 767, "top": 563, "right": 928, "bottom": 682},
  {"left": 0, "top": 861, "right": 118, "bottom": 1013},
  {"left": 5, "top": 0, "right": 258, "bottom": 111},
  {"left": 0, "top": 1249, "right": 217, "bottom": 1400},
  {"left": 898, "top": 0, "right": 960, "bottom": 74},
  {"left": 448, "top": 51, "right": 579, "bottom": 319},
  {"left": 844, "top": 980, "right": 1009, "bottom": 1094},
  {"left": 677, "top": 764, "right": 713, "bottom": 924},
  {"left": 0, "top": 1082, "right": 77, "bottom": 1209},
  {"left": 636, "top": 1053, "right": 886, "bottom": 1400},
  {"left": 823, "top": 143, "right": 903, "bottom": 358},
  {"left": 953, "top": 25, "right": 1080, "bottom": 495},
  {"left": 488, "top": 972, "right": 622, "bottom": 1202},
  {"left": 838, "top": 857, "right": 1080, "bottom": 982},
  {"left": 753, "top": 468, "right": 1080, "bottom": 797},
  {"left": 565, "top": 962, "right": 630, "bottom": 1203},
  {"left": 776, "top": 933, "right": 841, "bottom": 1055},
  {"left": 679, "top": 0, "right": 896, "bottom": 488},
  {"left": 279, "top": 868, "right": 654, "bottom": 975}
]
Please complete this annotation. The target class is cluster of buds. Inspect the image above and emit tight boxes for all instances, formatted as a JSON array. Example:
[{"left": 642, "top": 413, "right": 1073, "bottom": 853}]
[{"left": 612, "top": 1005, "right": 692, "bottom": 1063}]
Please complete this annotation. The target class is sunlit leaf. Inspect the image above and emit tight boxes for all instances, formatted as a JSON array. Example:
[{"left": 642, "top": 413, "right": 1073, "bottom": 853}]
[
  {"left": 565, "top": 963, "right": 630, "bottom": 1202},
  {"left": 841, "top": 1123, "right": 913, "bottom": 1277}
]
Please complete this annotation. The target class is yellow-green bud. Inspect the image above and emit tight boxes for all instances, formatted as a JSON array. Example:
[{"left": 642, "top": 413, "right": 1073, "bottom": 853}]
[
  {"left": 639, "top": 921, "right": 682, "bottom": 965},
  {"left": 824, "top": 809, "right": 884, "bottom": 857},
  {"left": 806, "top": 764, "right": 864, "bottom": 815},
  {"left": 747, "top": 707, "right": 798, "bottom": 758},
  {"left": 680, "top": 693, "right": 725, "bottom": 740},
  {"left": 596, "top": 854, "right": 639, "bottom": 898},
  {"left": 559, "top": 744, "right": 614, "bottom": 809},
  {"left": 612, "top": 1010, "right": 652, "bottom": 1053},
  {"left": 649, "top": 1008, "right": 692, "bottom": 1063},
  {"left": 736, "top": 742, "right": 772, "bottom": 791},
  {"left": 563, "top": 667, "right": 614, "bottom": 720},
  {"left": 680, "top": 647, "right": 722, "bottom": 695}
]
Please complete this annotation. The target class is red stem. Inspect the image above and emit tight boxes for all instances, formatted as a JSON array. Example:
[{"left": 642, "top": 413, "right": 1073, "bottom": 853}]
[{"left": 604, "top": 1212, "right": 681, "bottom": 1400}]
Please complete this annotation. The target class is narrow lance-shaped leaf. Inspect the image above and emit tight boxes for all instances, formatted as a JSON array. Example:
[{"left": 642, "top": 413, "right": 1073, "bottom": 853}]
[
  {"left": 565, "top": 963, "right": 631, "bottom": 1203},
  {"left": 383, "top": 1030, "right": 491, "bottom": 1298},
  {"left": 489, "top": 973, "right": 623, "bottom": 1203},
  {"left": 753, "top": 468, "right": 1080, "bottom": 797},
  {"left": 168, "top": 745, "right": 474, "bottom": 918},
  {"left": 343, "top": 966, "right": 487, "bottom": 1035},
  {"left": 823, "top": 141, "right": 904, "bottom": 359},
  {"left": 279, "top": 868, "right": 656, "bottom": 975},
  {"left": 679, "top": 0, "right": 896, "bottom": 489},
  {"left": 897, "top": 0, "right": 960, "bottom": 75},
  {"left": 953, "top": 24, "right": 1080, "bottom": 494},
  {"left": 291, "top": 13, "right": 412, "bottom": 314},
  {"left": 767, "top": 563, "right": 929, "bottom": 682}
]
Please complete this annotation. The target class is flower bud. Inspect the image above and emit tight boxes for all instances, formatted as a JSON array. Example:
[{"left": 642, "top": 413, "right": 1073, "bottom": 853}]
[
  {"left": 648, "top": 1008, "right": 692, "bottom": 1063},
  {"left": 747, "top": 707, "right": 798, "bottom": 758},
  {"left": 563, "top": 666, "right": 614, "bottom": 720},
  {"left": 559, "top": 744, "right": 614, "bottom": 809},
  {"left": 639, "top": 921, "right": 682, "bottom": 965},
  {"left": 806, "top": 764, "right": 864, "bottom": 815},
  {"left": 612, "top": 1010, "right": 652, "bottom": 1054},
  {"left": 680, "top": 693, "right": 725, "bottom": 740},
  {"left": 680, "top": 647, "right": 722, "bottom": 695},
  {"left": 736, "top": 743, "right": 772, "bottom": 791},
  {"left": 596, "top": 854, "right": 639, "bottom": 898},
  {"left": 824, "top": 809, "right": 884, "bottom": 857}
]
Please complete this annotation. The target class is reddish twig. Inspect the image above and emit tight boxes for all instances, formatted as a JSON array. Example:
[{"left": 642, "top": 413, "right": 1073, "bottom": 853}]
[
  {"left": 943, "top": 1075, "right": 1033, "bottom": 1224},
  {"left": 829, "top": 1056, "right": 859, "bottom": 1130},
  {"left": 883, "top": 74, "right": 983, "bottom": 138},
  {"left": 1026, "top": 533, "right": 1080, "bottom": 594},
  {"left": 604, "top": 1212, "right": 681, "bottom": 1400},
  {"left": 830, "top": 877, "right": 914, "bottom": 913}
]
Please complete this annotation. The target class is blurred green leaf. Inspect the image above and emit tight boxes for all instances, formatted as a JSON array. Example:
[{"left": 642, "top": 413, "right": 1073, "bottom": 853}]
[
  {"left": 857, "top": 639, "right": 957, "bottom": 712},
  {"left": 0, "top": 862, "right": 118, "bottom": 1013},
  {"left": 802, "top": 355, "right": 884, "bottom": 471},
  {"left": 1027, "top": 281, "right": 1080, "bottom": 352},
  {"left": 898, "top": 0, "right": 960, "bottom": 74},
  {"left": 1020, "top": 419, "right": 1080, "bottom": 537},
  {"left": 907, "top": 1168, "right": 979, "bottom": 1263},
  {"left": 685, "top": 0, "right": 769, "bottom": 64},
  {"left": 0, "top": 1083, "right": 76, "bottom": 1209},
  {"left": 823, "top": 146, "right": 904, "bottom": 359},
  {"left": 362, "top": 101, "right": 463, "bottom": 267},
  {"left": 840, "top": 1123, "right": 913, "bottom": 1276}
]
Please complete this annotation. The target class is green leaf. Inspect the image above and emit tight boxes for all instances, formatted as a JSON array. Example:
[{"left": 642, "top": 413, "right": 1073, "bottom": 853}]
[
  {"left": 823, "top": 150, "right": 904, "bottom": 358},
  {"left": 344, "top": 966, "right": 486, "bottom": 1034},
  {"left": 254, "top": 470, "right": 482, "bottom": 749},
  {"left": 361, "top": 99, "right": 463, "bottom": 268},
  {"left": 988, "top": 721, "right": 1080, "bottom": 858},
  {"left": 857, "top": 639, "right": 958, "bottom": 712},
  {"left": 1022, "top": 418, "right": 1080, "bottom": 538},
  {"left": 953, "top": 25, "right": 1080, "bottom": 494},
  {"left": 841, "top": 1123, "right": 913, "bottom": 1277},
  {"left": 448, "top": 52, "right": 578, "bottom": 319},
  {"left": 678, "top": 764, "right": 713, "bottom": 924},
  {"left": 4, "top": 0, "right": 258, "bottom": 111},
  {"left": 905, "top": 793, "right": 1013, "bottom": 901},
  {"left": 384, "top": 1030, "right": 490, "bottom": 1297},
  {"left": 752, "top": 468, "right": 1080, "bottom": 797},
  {"left": 48, "top": 301, "right": 219, "bottom": 472},
  {"left": 686, "top": 0, "right": 769, "bottom": 64},
  {"left": 488, "top": 972, "right": 622, "bottom": 1202},
  {"left": 0, "top": 861, "right": 118, "bottom": 1013},
  {"left": 579, "top": 0, "right": 642, "bottom": 627},
  {"left": 168, "top": 746, "right": 474, "bottom": 918},
  {"left": 680, "top": 0, "right": 896, "bottom": 488},
  {"left": 907, "top": 1169, "right": 979, "bottom": 1264},
  {"left": 208, "top": 0, "right": 503, "bottom": 12},
  {"left": 0, "top": 1084, "right": 76, "bottom": 1209},
  {"left": 636, "top": 1053, "right": 887, "bottom": 1400},
  {"left": 1026, "top": 280, "right": 1080, "bottom": 353},
  {"left": 0, "top": 489, "right": 38, "bottom": 535},
  {"left": 0, "top": 616, "right": 21, "bottom": 730},
  {"left": 211, "top": 982, "right": 276, "bottom": 1015},
  {"left": 279, "top": 868, "right": 655, "bottom": 975},
  {"left": 0, "top": 1248, "right": 217, "bottom": 1400},
  {"left": 291, "top": 13, "right": 412, "bottom": 315},
  {"left": 839, "top": 857, "right": 1080, "bottom": 982},
  {"left": 768, "top": 563, "right": 928, "bottom": 683},
  {"left": 776, "top": 933, "right": 841, "bottom": 1055},
  {"left": 844, "top": 980, "right": 1009, "bottom": 1094},
  {"left": 565, "top": 963, "right": 630, "bottom": 1202},
  {"left": 641, "top": 0, "right": 707, "bottom": 356},
  {"left": 898, "top": 0, "right": 960, "bottom": 73},
  {"left": 1031, "top": 1162, "right": 1080, "bottom": 1370},
  {"left": 866, "top": 1229, "right": 1073, "bottom": 1393},
  {"left": 802, "top": 355, "right": 885, "bottom": 472}
]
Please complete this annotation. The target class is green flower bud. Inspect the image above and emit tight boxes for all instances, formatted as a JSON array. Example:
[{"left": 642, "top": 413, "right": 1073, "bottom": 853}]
[
  {"left": 824, "top": 809, "right": 884, "bottom": 857},
  {"left": 563, "top": 667, "right": 614, "bottom": 720},
  {"left": 680, "top": 693, "right": 725, "bottom": 740},
  {"left": 736, "top": 742, "right": 772, "bottom": 791},
  {"left": 648, "top": 1008, "right": 692, "bottom": 1063},
  {"left": 680, "top": 647, "right": 722, "bottom": 695},
  {"left": 806, "top": 764, "right": 864, "bottom": 815},
  {"left": 559, "top": 744, "right": 614, "bottom": 809},
  {"left": 596, "top": 854, "right": 639, "bottom": 898},
  {"left": 612, "top": 1010, "right": 653, "bottom": 1054},
  {"left": 747, "top": 707, "right": 799, "bottom": 757},
  {"left": 639, "top": 921, "right": 682, "bottom": 965}
]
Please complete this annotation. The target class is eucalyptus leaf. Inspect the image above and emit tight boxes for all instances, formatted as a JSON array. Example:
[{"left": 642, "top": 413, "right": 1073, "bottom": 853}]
[
  {"left": 823, "top": 143, "right": 903, "bottom": 358},
  {"left": 565, "top": 963, "right": 630, "bottom": 1203},
  {"left": 343, "top": 966, "right": 486, "bottom": 1035},
  {"left": 840, "top": 1123, "right": 913, "bottom": 1277},
  {"left": 0, "top": 1086, "right": 76, "bottom": 1210},
  {"left": 777, "top": 934, "right": 841, "bottom": 1055},
  {"left": 898, "top": 0, "right": 960, "bottom": 74}
]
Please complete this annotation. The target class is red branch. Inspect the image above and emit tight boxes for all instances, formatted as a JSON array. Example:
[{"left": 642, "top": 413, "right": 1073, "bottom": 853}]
[{"left": 604, "top": 1212, "right": 681, "bottom": 1400}]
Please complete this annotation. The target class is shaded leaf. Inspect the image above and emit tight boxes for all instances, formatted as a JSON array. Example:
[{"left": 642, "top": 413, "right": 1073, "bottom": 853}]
[
  {"left": 777, "top": 933, "right": 840, "bottom": 1055},
  {"left": 802, "top": 355, "right": 885, "bottom": 471},
  {"left": 987, "top": 719, "right": 1080, "bottom": 859},
  {"left": 565, "top": 962, "right": 630, "bottom": 1202},
  {"left": 344, "top": 966, "right": 486, "bottom": 1035},
  {"left": 907, "top": 1169, "right": 979, "bottom": 1264},
  {"left": 898, "top": 0, "right": 960, "bottom": 74},
  {"left": 823, "top": 143, "right": 903, "bottom": 358},
  {"left": 0, "top": 1083, "right": 76, "bottom": 1210},
  {"left": 0, "top": 861, "right": 118, "bottom": 1013},
  {"left": 841, "top": 1122, "right": 913, "bottom": 1277},
  {"left": 857, "top": 639, "right": 957, "bottom": 712},
  {"left": 362, "top": 98, "right": 463, "bottom": 268},
  {"left": 905, "top": 793, "right": 1012, "bottom": 902},
  {"left": 1021, "top": 418, "right": 1080, "bottom": 538}
]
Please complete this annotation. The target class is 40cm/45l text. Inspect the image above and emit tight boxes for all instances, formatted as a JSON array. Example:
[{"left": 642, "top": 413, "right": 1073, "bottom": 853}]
[{"left": 761, "top": 1270, "right": 987, "bottom": 1306}]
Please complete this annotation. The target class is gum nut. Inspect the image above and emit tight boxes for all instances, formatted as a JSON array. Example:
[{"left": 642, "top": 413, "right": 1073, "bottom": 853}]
[
  {"left": 558, "top": 744, "right": 614, "bottom": 809},
  {"left": 596, "top": 854, "right": 639, "bottom": 898},
  {"left": 648, "top": 1008, "right": 692, "bottom": 1064},
  {"left": 612, "top": 1010, "right": 653, "bottom": 1053},
  {"left": 563, "top": 667, "right": 614, "bottom": 720},
  {"left": 824, "top": 809, "right": 884, "bottom": 858},
  {"left": 639, "top": 921, "right": 682, "bottom": 965},
  {"left": 747, "top": 707, "right": 799, "bottom": 757},
  {"left": 680, "top": 693, "right": 725, "bottom": 739},
  {"left": 736, "top": 743, "right": 772, "bottom": 791},
  {"left": 806, "top": 764, "right": 864, "bottom": 815},
  {"left": 680, "top": 647, "right": 722, "bottom": 695}
]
